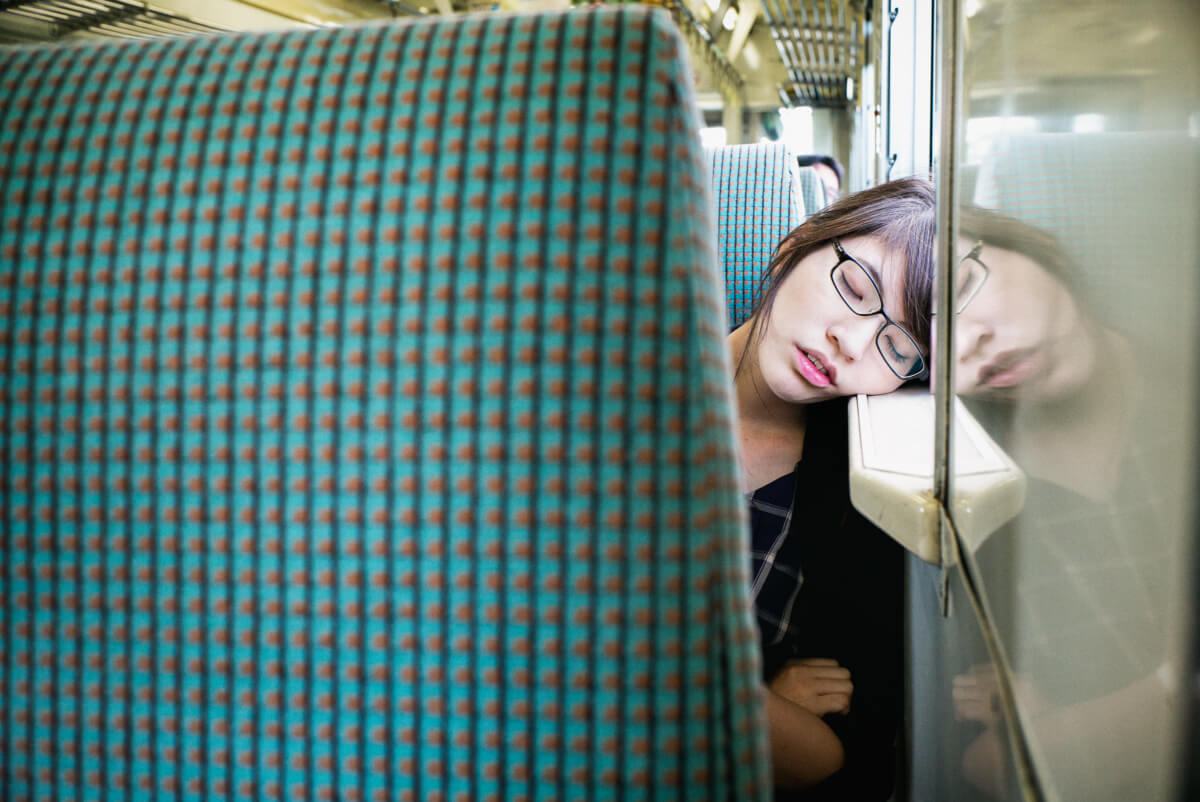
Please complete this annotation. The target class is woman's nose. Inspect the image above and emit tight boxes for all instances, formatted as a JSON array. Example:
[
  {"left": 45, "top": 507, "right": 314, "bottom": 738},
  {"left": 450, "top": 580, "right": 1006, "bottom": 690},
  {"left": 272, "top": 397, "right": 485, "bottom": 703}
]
[
  {"left": 955, "top": 317, "right": 994, "bottom": 364},
  {"left": 829, "top": 315, "right": 879, "bottom": 362}
]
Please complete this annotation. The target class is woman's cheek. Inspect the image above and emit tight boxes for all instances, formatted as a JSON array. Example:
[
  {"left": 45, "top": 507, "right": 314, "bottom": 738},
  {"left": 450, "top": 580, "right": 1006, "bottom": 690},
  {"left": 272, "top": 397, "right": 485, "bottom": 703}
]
[{"left": 851, "top": 367, "right": 907, "bottom": 396}]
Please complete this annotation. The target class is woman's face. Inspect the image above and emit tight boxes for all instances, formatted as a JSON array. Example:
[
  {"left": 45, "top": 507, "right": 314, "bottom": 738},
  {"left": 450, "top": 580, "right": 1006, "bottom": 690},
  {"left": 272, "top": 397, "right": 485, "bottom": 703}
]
[
  {"left": 753, "top": 234, "right": 917, "bottom": 405},
  {"left": 953, "top": 240, "right": 1096, "bottom": 400}
]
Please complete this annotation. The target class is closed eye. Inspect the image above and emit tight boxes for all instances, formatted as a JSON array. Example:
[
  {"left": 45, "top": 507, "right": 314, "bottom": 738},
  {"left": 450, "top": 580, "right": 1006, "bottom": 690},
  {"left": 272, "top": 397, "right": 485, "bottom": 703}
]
[
  {"left": 881, "top": 331, "right": 918, "bottom": 363},
  {"left": 834, "top": 269, "right": 866, "bottom": 303}
]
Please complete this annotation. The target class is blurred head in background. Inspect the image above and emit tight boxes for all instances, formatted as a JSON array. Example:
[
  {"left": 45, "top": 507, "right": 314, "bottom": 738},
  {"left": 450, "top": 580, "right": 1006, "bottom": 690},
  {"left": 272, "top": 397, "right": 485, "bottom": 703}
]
[{"left": 796, "top": 153, "right": 844, "bottom": 202}]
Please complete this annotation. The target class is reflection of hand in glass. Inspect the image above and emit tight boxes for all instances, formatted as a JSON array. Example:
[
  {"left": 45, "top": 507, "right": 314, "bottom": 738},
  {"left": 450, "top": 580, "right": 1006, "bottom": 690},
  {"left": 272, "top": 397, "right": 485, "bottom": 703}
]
[
  {"left": 961, "top": 727, "right": 1007, "bottom": 800},
  {"left": 952, "top": 662, "right": 1176, "bottom": 801},
  {"left": 952, "top": 662, "right": 1047, "bottom": 726},
  {"left": 953, "top": 662, "right": 1002, "bottom": 725},
  {"left": 952, "top": 662, "right": 1033, "bottom": 800},
  {"left": 768, "top": 657, "right": 853, "bottom": 716}
]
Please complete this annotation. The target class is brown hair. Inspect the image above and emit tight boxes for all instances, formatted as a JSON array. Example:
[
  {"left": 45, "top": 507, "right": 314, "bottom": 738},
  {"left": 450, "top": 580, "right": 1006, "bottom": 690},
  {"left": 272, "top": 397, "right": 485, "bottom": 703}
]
[
  {"left": 958, "top": 204, "right": 1085, "bottom": 300},
  {"left": 743, "top": 176, "right": 937, "bottom": 367}
]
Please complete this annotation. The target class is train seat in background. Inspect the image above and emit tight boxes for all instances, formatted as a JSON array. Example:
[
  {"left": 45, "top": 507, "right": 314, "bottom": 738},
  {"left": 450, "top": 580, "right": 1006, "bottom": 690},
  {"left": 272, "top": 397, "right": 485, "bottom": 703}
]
[
  {"left": 974, "top": 131, "right": 1199, "bottom": 352},
  {"left": 795, "top": 165, "right": 830, "bottom": 219},
  {"left": 705, "top": 143, "right": 832, "bottom": 329},
  {"left": 705, "top": 143, "right": 803, "bottom": 328},
  {"left": 0, "top": 7, "right": 770, "bottom": 800}
]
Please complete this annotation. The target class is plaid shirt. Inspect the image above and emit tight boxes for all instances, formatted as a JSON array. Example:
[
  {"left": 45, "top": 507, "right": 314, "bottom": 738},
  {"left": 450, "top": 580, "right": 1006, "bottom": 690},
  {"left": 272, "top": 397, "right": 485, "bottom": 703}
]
[
  {"left": 748, "top": 469, "right": 804, "bottom": 648},
  {"left": 744, "top": 398, "right": 873, "bottom": 680},
  {"left": 746, "top": 399, "right": 907, "bottom": 796}
]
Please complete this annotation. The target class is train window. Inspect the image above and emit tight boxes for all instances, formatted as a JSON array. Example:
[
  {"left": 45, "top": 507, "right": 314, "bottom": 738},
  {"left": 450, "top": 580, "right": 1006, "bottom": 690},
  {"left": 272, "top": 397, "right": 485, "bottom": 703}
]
[{"left": 910, "top": 1, "right": 1200, "bottom": 801}]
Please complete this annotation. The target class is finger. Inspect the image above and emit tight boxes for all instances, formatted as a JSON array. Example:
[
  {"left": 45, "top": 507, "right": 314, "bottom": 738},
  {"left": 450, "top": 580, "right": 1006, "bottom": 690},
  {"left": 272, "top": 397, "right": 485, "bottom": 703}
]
[
  {"left": 811, "top": 678, "right": 854, "bottom": 696},
  {"left": 784, "top": 664, "right": 852, "bottom": 681},
  {"left": 795, "top": 657, "right": 840, "bottom": 667},
  {"left": 813, "top": 693, "right": 851, "bottom": 715},
  {"left": 768, "top": 675, "right": 815, "bottom": 701},
  {"left": 952, "top": 684, "right": 986, "bottom": 701},
  {"left": 772, "top": 674, "right": 851, "bottom": 700},
  {"left": 771, "top": 669, "right": 853, "bottom": 701}
]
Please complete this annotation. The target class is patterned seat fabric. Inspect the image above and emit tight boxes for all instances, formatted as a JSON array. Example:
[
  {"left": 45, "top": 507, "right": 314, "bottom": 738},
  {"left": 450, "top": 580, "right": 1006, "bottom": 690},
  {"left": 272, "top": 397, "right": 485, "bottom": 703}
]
[
  {"left": 0, "top": 7, "right": 769, "bottom": 801},
  {"left": 705, "top": 143, "right": 805, "bottom": 328},
  {"left": 795, "top": 165, "right": 829, "bottom": 218},
  {"left": 705, "top": 144, "right": 834, "bottom": 328}
]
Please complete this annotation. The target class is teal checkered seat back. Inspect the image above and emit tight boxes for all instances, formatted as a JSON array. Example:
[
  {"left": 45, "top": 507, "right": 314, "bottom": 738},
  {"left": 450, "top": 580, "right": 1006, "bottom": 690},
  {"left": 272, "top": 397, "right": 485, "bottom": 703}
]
[
  {"left": 0, "top": 7, "right": 769, "bottom": 801},
  {"left": 974, "top": 132, "right": 1199, "bottom": 346},
  {"left": 795, "top": 166, "right": 829, "bottom": 219},
  {"left": 705, "top": 143, "right": 804, "bottom": 328}
]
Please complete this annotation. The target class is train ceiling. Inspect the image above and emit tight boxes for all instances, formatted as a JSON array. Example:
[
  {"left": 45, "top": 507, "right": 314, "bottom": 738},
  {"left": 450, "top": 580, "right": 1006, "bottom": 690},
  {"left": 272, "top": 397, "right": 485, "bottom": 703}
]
[
  {"left": 757, "top": 0, "right": 866, "bottom": 107},
  {"left": 0, "top": 0, "right": 867, "bottom": 108}
]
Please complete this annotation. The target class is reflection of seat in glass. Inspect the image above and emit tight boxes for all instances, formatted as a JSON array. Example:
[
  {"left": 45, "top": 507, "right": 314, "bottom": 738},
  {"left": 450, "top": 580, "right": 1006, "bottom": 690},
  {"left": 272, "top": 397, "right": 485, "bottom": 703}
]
[{"left": 956, "top": 134, "right": 1199, "bottom": 801}]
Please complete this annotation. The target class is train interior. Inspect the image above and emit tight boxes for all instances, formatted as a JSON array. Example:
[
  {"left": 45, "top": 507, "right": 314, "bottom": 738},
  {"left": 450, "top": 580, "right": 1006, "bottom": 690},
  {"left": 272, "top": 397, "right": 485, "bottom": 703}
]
[{"left": 1, "top": 0, "right": 1198, "bottom": 800}]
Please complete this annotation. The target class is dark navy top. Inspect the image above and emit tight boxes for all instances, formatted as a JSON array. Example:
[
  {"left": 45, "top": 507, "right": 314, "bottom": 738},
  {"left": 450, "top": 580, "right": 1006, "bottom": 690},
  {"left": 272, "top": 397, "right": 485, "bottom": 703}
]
[{"left": 745, "top": 398, "right": 906, "bottom": 801}]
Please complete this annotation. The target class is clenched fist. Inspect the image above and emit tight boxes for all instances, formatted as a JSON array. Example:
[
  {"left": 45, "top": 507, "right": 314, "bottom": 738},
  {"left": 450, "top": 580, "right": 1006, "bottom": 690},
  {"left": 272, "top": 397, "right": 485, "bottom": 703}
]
[{"left": 769, "top": 657, "right": 853, "bottom": 716}]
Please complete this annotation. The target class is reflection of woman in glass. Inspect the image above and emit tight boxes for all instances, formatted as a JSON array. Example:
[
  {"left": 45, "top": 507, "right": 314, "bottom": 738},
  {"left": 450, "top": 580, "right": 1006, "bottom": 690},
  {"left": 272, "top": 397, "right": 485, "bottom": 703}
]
[
  {"left": 947, "top": 208, "right": 1171, "bottom": 802},
  {"left": 730, "top": 177, "right": 935, "bottom": 793},
  {"left": 954, "top": 236, "right": 1096, "bottom": 400},
  {"left": 952, "top": 206, "right": 1135, "bottom": 497}
]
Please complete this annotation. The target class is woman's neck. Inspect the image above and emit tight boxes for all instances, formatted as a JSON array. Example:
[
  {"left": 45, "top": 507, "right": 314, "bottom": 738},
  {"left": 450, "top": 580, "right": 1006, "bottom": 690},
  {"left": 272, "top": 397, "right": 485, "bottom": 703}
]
[
  {"left": 729, "top": 323, "right": 809, "bottom": 492},
  {"left": 1003, "top": 328, "right": 1135, "bottom": 501},
  {"left": 728, "top": 322, "right": 807, "bottom": 427}
]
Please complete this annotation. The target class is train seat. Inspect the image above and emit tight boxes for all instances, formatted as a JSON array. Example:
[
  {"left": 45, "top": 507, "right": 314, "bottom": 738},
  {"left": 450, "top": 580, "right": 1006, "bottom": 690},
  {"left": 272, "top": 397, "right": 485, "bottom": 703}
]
[
  {"left": 795, "top": 164, "right": 831, "bottom": 218},
  {"left": 705, "top": 143, "right": 803, "bottom": 328},
  {"left": 973, "top": 131, "right": 1199, "bottom": 346},
  {"left": 705, "top": 143, "right": 833, "bottom": 328},
  {"left": 0, "top": 7, "right": 769, "bottom": 800}
]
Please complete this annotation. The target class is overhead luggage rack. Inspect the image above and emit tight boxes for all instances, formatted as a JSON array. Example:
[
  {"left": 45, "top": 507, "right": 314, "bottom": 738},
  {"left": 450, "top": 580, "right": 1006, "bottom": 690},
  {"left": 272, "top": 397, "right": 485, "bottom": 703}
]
[
  {"left": 0, "top": 0, "right": 226, "bottom": 42},
  {"left": 760, "top": 0, "right": 864, "bottom": 107}
]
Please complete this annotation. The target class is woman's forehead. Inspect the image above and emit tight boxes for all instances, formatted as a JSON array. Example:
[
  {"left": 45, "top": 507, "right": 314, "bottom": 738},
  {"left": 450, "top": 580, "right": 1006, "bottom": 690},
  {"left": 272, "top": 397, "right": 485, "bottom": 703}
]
[{"left": 840, "top": 234, "right": 909, "bottom": 296}]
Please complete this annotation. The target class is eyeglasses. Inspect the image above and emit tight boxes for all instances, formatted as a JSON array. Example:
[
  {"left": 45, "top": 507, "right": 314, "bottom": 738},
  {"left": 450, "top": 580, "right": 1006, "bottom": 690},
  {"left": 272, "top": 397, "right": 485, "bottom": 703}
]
[
  {"left": 830, "top": 238, "right": 928, "bottom": 380},
  {"left": 954, "top": 241, "right": 990, "bottom": 313},
  {"left": 932, "top": 241, "right": 991, "bottom": 315}
]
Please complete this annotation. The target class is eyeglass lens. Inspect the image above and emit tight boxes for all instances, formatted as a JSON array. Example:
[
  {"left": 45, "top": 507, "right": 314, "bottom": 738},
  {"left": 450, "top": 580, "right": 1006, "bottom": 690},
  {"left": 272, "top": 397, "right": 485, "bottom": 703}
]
[
  {"left": 878, "top": 324, "right": 925, "bottom": 378},
  {"left": 832, "top": 260, "right": 883, "bottom": 315},
  {"left": 833, "top": 258, "right": 925, "bottom": 378},
  {"left": 955, "top": 256, "right": 988, "bottom": 313}
]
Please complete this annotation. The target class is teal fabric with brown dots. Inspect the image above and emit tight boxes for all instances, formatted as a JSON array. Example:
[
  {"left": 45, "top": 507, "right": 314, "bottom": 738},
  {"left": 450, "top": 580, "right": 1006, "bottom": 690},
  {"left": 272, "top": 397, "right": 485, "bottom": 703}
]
[
  {"left": 795, "top": 165, "right": 829, "bottom": 218},
  {"left": 705, "top": 143, "right": 803, "bottom": 328},
  {"left": 0, "top": 5, "right": 769, "bottom": 801}
]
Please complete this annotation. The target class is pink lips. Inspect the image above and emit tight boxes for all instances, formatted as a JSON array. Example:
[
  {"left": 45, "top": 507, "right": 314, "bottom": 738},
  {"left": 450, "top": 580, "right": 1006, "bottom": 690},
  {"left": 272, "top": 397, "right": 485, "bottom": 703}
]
[
  {"left": 977, "top": 348, "right": 1045, "bottom": 388},
  {"left": 795, "top": 346, "right": 834, "bottom": 388}
]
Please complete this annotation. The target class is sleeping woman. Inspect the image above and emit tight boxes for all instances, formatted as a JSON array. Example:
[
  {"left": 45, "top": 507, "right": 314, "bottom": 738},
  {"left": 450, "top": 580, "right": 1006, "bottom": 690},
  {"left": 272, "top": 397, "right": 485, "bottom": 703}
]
[{"left": 729, "top": 177, "right": 935, "bottom": 795}]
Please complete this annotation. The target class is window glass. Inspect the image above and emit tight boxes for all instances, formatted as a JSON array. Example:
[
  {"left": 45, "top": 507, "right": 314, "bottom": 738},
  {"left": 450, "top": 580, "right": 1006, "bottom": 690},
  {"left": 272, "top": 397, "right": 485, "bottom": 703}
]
[{"left": 944, "top": 1, "right": 1200, "bottom": 798}]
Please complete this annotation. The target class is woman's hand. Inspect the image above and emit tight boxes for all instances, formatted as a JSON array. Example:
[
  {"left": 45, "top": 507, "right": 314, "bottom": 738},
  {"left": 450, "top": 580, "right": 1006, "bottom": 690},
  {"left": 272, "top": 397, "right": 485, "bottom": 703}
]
[
  {"left": 769, "top": 657, "right": 853, "bottom": 716},
  {"left": 953, "top": 662, "right": 1047, "bottom": 725}
]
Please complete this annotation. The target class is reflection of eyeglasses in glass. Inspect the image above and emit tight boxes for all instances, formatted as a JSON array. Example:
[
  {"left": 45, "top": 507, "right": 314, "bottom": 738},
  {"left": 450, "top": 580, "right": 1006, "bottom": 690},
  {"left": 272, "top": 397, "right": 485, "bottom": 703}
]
[
  {"left": 830, "top": 239, "right": 928, "bottom": 380},
  {"left": 931, "top": 241, "right": 991, "bottom": 315},
  {"left": 955, "top": 241, "right": 990, "bottom": 313}
]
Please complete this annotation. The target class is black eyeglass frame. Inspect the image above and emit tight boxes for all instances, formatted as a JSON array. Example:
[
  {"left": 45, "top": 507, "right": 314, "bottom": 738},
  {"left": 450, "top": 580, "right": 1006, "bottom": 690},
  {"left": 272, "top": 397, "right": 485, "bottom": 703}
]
[
  {"left": 953, "top": 240, "right": 990, "bottom": 314},
  {"left": 829, "top": 238, "right": 929, "bottom": 381},
  {"left": 931, "top": 240, "right": 992, "bottom": 316}
]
